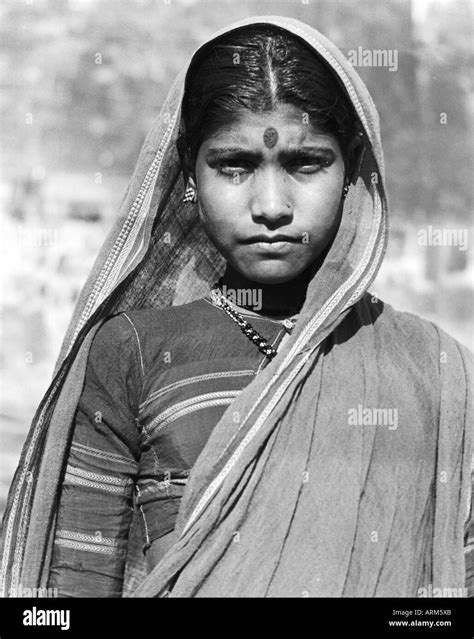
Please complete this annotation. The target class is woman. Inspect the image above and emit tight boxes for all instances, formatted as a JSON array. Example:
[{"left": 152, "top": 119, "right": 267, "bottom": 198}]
[{"left": 1, "top": 15, "right": 472, "bottom": 598}]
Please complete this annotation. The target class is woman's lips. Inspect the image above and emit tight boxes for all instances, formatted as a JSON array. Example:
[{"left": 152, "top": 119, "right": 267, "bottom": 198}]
[
  {"left": 243, "top": 234, "right": 299, "bottom": 244},
  {"left": 241, "top": 235, "right": 301, "bottom": 254},
  {"left": 248, "top": 240, "right": 297, "bottom": 254}
]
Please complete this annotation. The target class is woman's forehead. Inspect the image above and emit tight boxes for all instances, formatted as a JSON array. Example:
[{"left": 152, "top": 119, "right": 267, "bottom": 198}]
[{"left": 199, "top": 104, "right": 338, "bottom": 150}]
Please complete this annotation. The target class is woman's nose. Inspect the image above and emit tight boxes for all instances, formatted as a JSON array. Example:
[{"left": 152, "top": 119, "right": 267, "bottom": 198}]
[{"left": 249, "top": 170, "right": 293, "bottom": 226}]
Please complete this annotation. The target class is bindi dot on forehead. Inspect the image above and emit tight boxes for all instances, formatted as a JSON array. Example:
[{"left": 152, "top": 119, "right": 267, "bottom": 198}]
[{"left": 263, "top": 127, "right": 279, "bottom": 149}]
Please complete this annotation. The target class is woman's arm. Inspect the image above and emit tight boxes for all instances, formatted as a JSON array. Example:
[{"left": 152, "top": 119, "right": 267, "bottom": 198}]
[{"left": 48, "top": 314, "right": 144, "bottom": 597}]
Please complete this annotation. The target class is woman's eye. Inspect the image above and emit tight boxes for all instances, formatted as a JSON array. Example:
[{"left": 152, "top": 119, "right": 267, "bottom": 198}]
[
  {"left": 216, "top": 161, "right": 253, "bottom": 177},
  {"left": 213, "top": 155, "right": 333, "bottom": 178},
  {"left": 287, "top": 157, "right": 332, "bottom": 174}
]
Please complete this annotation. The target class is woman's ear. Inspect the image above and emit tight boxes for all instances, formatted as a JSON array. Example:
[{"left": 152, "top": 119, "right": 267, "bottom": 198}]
[{"left": 176, "top": 132, "right": 194, "bottom": 185}]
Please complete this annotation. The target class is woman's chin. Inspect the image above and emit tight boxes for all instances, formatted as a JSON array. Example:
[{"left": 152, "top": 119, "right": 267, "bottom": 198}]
[{"left": 233, "top": 264, "right": 308, "bottom": 285}]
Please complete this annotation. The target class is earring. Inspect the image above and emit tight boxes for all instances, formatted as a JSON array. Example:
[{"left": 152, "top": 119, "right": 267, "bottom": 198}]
[
  {"left": 182, "top": 184, "right": 197, "bottom": 204},
  {"left": 342, "top": 184, "right": 350, "bottom": 199}
]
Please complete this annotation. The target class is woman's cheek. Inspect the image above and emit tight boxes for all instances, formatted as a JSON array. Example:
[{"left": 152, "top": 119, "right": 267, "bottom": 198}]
[
  {"left": 298, "top": 187, "right": 342, "bottom": 249},
  {"left": 199, "top": 184, "right": 242, "bottom": 236},
  {"left": 197, "top": 199, "right": 231, "bottom": 249}
]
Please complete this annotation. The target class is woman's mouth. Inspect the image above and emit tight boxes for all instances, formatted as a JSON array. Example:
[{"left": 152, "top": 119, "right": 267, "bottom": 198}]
[
  {"left": 248, "top": 240, "right": 298, "bottom": 254},
  {"left": 242, "top": 234, "right": 300, "bottom": 254},
  {"left": 243, "top": 234, "right": 299, "bottom": 244}
]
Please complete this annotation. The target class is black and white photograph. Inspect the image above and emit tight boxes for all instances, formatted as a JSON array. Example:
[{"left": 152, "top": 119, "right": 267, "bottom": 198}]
[{"left": 0, "top": 0, "right": 472, "bottom": 633}]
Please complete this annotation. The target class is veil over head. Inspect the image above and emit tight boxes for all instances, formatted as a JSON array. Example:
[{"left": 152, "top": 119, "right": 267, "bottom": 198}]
[{"left": 2, "top": 16, "right": 471, "bottom": 598}]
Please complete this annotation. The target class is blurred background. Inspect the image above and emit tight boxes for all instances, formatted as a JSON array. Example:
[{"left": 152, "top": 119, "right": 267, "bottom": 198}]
[{"left": 0, "top": 0, "right": 473, "bottom": 518}]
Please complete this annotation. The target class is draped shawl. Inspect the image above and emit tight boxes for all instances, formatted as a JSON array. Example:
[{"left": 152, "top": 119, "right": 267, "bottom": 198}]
[{"left": 1, "top": 15, "right": 472, "bottom": 598}]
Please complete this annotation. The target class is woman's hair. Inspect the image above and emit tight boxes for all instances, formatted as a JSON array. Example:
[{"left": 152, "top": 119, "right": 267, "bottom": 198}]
[{"left": 178, "top": 24, "right": 361, "bottom": 180}]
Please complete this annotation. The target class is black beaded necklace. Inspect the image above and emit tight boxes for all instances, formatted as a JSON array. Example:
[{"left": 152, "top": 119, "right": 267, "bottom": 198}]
[{"left": 210, "top": 284, "right": 297, "bottom": 361}]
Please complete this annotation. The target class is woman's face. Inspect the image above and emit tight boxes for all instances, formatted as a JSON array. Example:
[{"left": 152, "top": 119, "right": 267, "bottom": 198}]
[{"left": 194, "top": 103, "right": 345, "bottom": 284}]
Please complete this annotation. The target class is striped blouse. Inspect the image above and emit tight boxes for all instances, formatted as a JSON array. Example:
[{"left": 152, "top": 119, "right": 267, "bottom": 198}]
[{"left": 48, "top": 296, "right": 291, "bottom": 597}]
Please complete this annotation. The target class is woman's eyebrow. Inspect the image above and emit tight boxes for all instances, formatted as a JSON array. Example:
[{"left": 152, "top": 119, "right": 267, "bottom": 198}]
[
  {"left": 206, "top": 147, "right": 264, "bottom": 162},
  {"left": 206, "top": 145, "right": 335, "bottom": 162},
  {"left": 279, "top": 145, "right": 335, "bottom": 157}
]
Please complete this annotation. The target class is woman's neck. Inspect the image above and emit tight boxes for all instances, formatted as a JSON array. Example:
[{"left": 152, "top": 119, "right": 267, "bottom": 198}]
[{"left": 219, "top": 263, "right": 318, "bottom": 316}]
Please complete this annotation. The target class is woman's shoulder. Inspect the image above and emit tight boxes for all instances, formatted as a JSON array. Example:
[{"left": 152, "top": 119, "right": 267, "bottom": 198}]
[
  {"left": 89, "top": 297, "right": 219, "bottom": 364},
  {"left": 367, "top": 294, "right": 473, "bottom": 368},
  {"left": 83, "top": 298, "right": 218, "bottom": 388},
  {"left": 115, "top": 297, "right": 216, "bottom": 335}
]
